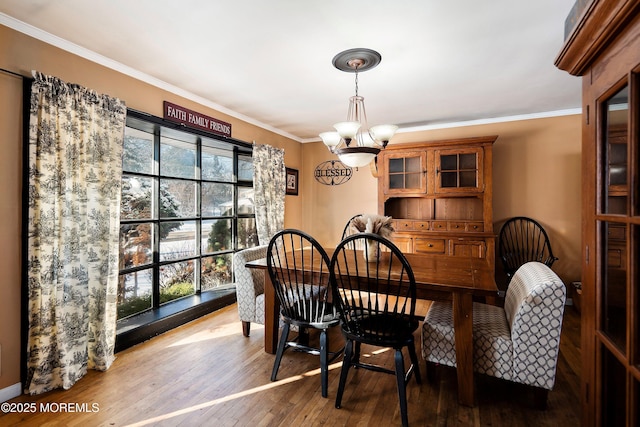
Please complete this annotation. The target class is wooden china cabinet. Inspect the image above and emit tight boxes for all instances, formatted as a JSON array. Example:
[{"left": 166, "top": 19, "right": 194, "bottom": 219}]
[
  {"left": 555, "top": 0, "right": 640, "bottom": 425},
  {"left": 377, "top": 135, "right": 496, "bottom": 273}
]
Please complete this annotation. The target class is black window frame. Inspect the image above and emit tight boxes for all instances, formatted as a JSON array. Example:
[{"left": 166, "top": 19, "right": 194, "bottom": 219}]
[{"left": 115, "top": 109, "right": 255, "bottom": 351}]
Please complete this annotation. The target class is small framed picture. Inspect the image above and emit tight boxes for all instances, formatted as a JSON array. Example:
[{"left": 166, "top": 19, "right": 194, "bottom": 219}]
[{"left": 286, "top": 167, "right": 299, "bottom": 196}]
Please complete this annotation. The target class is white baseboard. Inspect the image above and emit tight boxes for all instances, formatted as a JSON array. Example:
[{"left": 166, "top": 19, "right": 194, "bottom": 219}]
[{"left": 0, "top": 383, "right": 22, "bottom": 403}]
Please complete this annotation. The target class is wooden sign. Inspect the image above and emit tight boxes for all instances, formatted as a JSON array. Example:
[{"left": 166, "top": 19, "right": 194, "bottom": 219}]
[{"left": 163, "top": 101, "right": 232, "bottom": 138}]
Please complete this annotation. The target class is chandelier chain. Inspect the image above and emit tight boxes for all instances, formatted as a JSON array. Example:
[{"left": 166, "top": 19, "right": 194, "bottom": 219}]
[{"left": 354, "top": 66, "right": 359, "bottom": 97}]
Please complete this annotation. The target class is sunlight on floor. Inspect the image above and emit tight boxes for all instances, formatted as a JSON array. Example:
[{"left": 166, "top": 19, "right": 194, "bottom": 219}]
[
  {"left": 123, "top": 361, "right": 343, "bottom": 426},
  {"left": 167, "top": 321, "right": 262, "bottom": 347}
]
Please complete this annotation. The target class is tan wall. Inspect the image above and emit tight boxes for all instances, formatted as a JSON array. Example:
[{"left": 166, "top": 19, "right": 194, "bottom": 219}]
[
  {"left": 0, "top": 22, "right": 582, "bottom": 394},
  {"left": 301, "top": 115, "right": 582, "bottom": 287}
]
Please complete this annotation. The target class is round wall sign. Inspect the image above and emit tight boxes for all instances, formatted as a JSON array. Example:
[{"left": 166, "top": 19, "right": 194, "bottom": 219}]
[{"left": 314, "top": 160, "right": 353, "bottom": 186}]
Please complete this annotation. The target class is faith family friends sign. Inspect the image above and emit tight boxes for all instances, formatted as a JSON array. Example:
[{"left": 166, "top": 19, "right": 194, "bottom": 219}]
[{"left": 163, "top": 101, "right": 232, "bottom": 138}]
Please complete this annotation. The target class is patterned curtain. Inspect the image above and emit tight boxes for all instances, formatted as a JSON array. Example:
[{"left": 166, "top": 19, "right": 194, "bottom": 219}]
[
  {"left": 25, "top": 72, "right": 127, "bottom": 394},
  {"left": 253, "top": 143, "right": 285, "bottom": 245}
]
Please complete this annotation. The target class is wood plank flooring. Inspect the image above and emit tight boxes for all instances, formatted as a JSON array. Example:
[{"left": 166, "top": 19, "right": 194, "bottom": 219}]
[{"left": 0, "top": 301, "right": 581, "bottom": 426}]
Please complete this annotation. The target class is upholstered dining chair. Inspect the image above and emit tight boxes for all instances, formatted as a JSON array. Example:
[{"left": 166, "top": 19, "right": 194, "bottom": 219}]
[
  {"left": 267, "top": 229, "right": 342, "bottom": 398},
  {"left": 421, "top": 261, "right": 566, "bottom": 408},
  {"left": 331, "top": 233, "right": 421, "bottom": 427},
  {"left": 233, "top": 245, "right": 268, "bottom": 337}
]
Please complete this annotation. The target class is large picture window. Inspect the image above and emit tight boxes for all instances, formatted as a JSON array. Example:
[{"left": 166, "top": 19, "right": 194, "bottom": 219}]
[{"left": 118, "top": 113, "right": 256, "bottom": 321}]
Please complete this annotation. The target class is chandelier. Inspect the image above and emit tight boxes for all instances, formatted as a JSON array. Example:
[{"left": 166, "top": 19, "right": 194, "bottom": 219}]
[{"left": 319, "top": 48, "right": 398, "bottom": 168}]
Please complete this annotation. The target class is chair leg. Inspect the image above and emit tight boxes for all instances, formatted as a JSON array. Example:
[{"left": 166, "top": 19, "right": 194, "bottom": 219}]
[
  {"left": 335, "top": 339, "right": 353, "bottom": 409},
  {"left": 426, "top": 361, "right": 437, "bottom": 383},
  {"left": 533, "top": 387, "right": 549, "bottom": 410},
  {"left": 271, "top": 323, "right": 290, "bottom": 382},
  {"left": 320, "top": 329, "right": 328, "bottom": 398},
  {"left": 242, "top": 321, "right": 250, "bottom": 337},
  {"left": 353, "top": 341, "right": 361, "bottom": 366},
  {"left": 394, "top": 348, "right": 409, "bottom": 427},
  {"left": 408, "top": 340, "right": 422, "bottom": 385}
]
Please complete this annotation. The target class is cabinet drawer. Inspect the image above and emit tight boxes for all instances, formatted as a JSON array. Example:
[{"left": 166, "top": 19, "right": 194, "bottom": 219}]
[
  {"left": 466, "top": 222, "right": 484, "bottom": 232},
  {"left": 608, "top": 224, "right": 626, "bottom": 241},
  {"left": 413, "top": 221, "right": 430, "bottom": 231},
  {"left": 431, "top": 221, "right": 447, "bottom": 231},
  {"left": 396, "top": 220, "right": 414, "bottom": 231},
  {"left": 448, "top": 221, "right": 466, "bottom": 231},
  {"left": 414, "top": 238, "right": 446, "bottom": 254},
  {"left": 607, "top": 245, "right": 626, "bottom": 269}
]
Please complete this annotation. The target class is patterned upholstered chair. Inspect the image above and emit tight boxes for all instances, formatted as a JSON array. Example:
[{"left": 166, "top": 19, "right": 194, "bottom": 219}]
[
  {"left": 233, "top": 245, "right": 268, "bottom": 337},
  {"left": 421, "top": 262, "right": 566, "bottom": 407}
]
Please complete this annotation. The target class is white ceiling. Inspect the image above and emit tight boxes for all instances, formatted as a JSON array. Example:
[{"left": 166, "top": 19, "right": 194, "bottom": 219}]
[{"left": 0, "top": 0, "right": 581, "bottom": 143}]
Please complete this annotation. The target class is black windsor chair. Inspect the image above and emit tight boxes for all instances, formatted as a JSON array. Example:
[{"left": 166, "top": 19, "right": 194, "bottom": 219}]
[
  {"left": 498, "top": 216, "right": 558, "bottom": 288},
  {"left": 330, "top": 233, "right": 421, "bottom": 427},
  {"left": 266, "top": 229, "right": 342, "bottom": 398}
]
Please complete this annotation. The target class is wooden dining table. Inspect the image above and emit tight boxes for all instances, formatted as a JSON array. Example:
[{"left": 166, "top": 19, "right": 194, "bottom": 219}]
[{"left": 245, "top": 250, "right": 498, "bottom": 407}]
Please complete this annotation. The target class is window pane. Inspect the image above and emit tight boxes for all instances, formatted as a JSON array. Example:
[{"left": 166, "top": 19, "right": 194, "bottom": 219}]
[
  {"left": 161, "top": 136, "right": 196, "bottom": 179},
  {"left": 238, "top": 218, "right": 258, "bottom": 249},
  {"left": 460, "top": 171, "right": 477, "bottom": 187},
  {"left": 440, "top": 154, "right": 457, "bottom": 170},
  {"left": 441, "top": 171, "right": 457, "bottom": 187},
  {"left": 160, "top": 220, "right": 196, "bottom": 261},
  {"left": 405, "top": 156, "right": 421, "bottom": 173},
  {"left": 117, "top": 268, "right": 153, "bottom": 319},
  {"left": 121, "top": 175, "right": 154, "bottom": 220},
  {"left": 459, "top": 153, "right": 477, "bottom": 169},
  {"left": 120, "top": 223, "right": 153, "bottom": 268},
  {"left": 601, "top": 347, "right": 627, "bottom": 426},
  {"left": 160, "top": 260, "right": 195, "bottom": 304},
  {"left": 602, "top": 85, "right": 628, "bottom": 215},
  {"left": 202, "top": 254, "right": 233, "bottom": 291},
  {"left": 238, "top": 154, "right": 253, "bottom": 181},
  {"left": 123, "top": 127, "right": 154, "bottom": 174},
  {"left": 202, "top": 146, "right": 233, "bottom": 182},
  {"left": 389, "top": 158, "right": 404, "bottom": 173},
  {"left": 160, "top": 179, "right": 196, "bottom": 218},
  {"left": 238, "top": 187, "right": 255, "bottom": 215},
  {"left": 202, "top": 219, "right": 232, "bottom": 254},
  {"left": 601, "top": 221, "right": 627, "bottom": 351},
  {"left": 202, "top": 183, "right": 233, "bottom": 217}
]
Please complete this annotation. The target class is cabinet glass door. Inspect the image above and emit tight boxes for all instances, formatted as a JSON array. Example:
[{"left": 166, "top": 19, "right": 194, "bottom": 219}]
[
  {"left": 435, "top": 147, "right": 483, "bottom": 193},
  {"left": 596, "top": 81, "right": 638, "bottom": 426},
  {"left": 385, "top": 152, "right": 426, "bottom": 193}
]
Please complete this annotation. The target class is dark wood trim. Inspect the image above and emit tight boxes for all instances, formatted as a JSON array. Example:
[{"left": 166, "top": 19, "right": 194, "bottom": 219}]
[
  {"left": 115, "top": 289, "right": 236, "bottom": 352},
  {"left": 555, "top": 0, "right": 640, "bottom": 76}
]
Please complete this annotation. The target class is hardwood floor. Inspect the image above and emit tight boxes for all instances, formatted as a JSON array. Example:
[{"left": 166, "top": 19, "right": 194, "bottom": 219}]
[{"left": 1, "top": 302, "right": 581, "bottom": 426}]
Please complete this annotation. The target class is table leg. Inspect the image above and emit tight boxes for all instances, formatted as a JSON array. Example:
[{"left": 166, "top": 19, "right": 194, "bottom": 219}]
[
  {"left": 452, "top": 292, "right": 475, "bottom": 406},
  {"left": 263, "top": 273, "right": 279, "bottom": 354}
]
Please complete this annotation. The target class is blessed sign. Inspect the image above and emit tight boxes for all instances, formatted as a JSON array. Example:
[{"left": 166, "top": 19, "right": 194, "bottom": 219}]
[
  {"left": 163, "top": 101, "right": 232, "bottom": 138},
  {"left": 314, "top": 160, "right": 353, "bottom": 186}
]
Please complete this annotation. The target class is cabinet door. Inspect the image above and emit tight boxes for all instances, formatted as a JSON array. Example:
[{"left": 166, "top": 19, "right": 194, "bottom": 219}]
[
  {"left": 449, "top": 239, "right": 486, "bottom": 259},
  {"left": 382, "top": 151, "right": 427, "bottom": 194},
  {"left": 392, "top": 236, "right": 413, "bottom": 253},
  {"left": 434, "top": 147, "right": 483, "bottom": 193}
]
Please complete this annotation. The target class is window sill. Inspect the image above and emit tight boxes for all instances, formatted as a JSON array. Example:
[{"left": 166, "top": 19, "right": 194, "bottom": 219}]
[{"left": 115, "top": 287, "right": 236, "bottom": 352}]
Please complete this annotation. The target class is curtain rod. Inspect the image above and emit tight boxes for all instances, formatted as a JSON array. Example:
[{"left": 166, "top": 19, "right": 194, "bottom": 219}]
[{"left": 0, "top": 67, "right": 30, "bottom": 79}]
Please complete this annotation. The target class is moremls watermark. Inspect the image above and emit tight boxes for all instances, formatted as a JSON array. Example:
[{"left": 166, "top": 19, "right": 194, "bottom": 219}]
[{"left": 2, "top": 401, "right": 100, "bottom": 413}]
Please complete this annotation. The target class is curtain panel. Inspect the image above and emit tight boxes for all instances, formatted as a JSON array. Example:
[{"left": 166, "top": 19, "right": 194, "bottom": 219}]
[
  {"left": 253, "top": 144, "right": 285, "bottom": 245},
  {"left": 25, "top": 71, "right": 127, "bottom": 394}
]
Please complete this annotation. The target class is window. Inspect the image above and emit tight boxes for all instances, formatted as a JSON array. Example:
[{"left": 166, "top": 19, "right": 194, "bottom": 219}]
[{"left": 118, "top": 113, "right": 256, "bottom": 321}]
